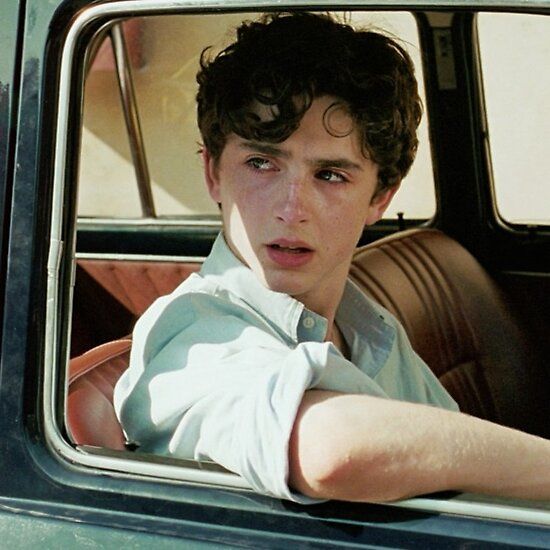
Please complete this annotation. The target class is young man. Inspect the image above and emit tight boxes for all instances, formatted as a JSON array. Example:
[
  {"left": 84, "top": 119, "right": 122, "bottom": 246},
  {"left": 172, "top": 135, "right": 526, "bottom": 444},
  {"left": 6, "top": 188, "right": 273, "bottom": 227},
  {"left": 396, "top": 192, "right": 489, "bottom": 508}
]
[{"left": 114, "top": 12, "right": 550, "bottom": 503}]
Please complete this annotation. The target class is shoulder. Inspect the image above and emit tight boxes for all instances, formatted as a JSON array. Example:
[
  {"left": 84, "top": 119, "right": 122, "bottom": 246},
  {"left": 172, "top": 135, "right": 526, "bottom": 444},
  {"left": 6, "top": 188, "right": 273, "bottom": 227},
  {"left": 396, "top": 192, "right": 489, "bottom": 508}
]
[
  {"left": 140, "top": 272, "right": 259, "bottom": 325},
  {"left": 132, "top": 273, "right": 286, "bottom": 365}
]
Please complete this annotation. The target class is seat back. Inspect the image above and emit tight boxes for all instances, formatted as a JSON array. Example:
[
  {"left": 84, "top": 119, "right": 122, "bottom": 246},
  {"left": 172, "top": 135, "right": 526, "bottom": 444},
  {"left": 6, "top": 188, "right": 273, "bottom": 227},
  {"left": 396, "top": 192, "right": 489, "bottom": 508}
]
[
  {"left": 72, "top": 260, "right": 201, "bottom": 357},
  {"left": 349, "top": 228, "right": 547, "bottom": 436},
  {"left": 67, "top": 338, "right": 132, "bottom": 449}
]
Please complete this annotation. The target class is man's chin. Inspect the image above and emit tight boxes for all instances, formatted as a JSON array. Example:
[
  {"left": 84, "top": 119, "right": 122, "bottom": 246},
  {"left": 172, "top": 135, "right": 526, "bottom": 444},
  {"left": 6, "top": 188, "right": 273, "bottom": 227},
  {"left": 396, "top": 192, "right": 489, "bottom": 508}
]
[{"left": 259, "top": 274, "right": 309, "bottom": 297}]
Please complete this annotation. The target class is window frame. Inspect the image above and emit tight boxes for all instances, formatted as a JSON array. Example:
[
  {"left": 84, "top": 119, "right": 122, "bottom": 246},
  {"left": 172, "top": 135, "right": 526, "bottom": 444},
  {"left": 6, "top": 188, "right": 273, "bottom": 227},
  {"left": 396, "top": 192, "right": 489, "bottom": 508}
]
[{"left": 45, "top": 0, "right": 550, "bottom": 530}]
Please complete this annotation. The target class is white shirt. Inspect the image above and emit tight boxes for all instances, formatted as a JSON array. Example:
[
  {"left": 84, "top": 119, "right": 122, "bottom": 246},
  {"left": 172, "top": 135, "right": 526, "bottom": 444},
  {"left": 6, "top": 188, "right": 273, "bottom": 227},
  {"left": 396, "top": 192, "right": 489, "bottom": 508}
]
[{"left": 114, "top": 233, "right": 458, "bottom": 503}]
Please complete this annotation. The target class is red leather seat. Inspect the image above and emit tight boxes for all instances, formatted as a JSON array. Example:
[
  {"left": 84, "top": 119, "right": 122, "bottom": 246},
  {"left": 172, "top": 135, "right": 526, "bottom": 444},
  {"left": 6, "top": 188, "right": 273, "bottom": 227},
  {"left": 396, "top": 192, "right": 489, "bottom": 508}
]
[
  {"left": 350, "top": 228, "right": 547, "bottom": 436},
  {"left": 67, "top": 338, "right": 132, "bottom": 449}
]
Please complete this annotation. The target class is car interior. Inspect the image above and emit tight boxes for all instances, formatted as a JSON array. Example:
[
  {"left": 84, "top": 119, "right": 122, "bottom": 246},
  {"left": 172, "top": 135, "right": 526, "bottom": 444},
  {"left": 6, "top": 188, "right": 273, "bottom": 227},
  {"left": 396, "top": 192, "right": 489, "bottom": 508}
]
[{"left": 67, "top": 226, "right": 549, "bottom": 450}]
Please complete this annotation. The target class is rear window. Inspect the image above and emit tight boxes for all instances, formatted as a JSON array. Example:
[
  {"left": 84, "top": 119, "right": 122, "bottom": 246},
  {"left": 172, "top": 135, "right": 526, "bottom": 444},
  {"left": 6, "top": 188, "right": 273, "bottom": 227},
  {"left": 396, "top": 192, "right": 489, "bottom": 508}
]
[{"left": 477, "top": 12, "right": 550, "bottom": 226}]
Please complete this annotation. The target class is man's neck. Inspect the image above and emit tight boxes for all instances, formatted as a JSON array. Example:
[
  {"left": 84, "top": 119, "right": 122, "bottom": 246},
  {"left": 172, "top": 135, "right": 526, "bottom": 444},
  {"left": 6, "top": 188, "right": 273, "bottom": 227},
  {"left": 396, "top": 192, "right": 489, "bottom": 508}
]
[
  {"left": 327, "top": 321, "right": 350, "bottom": 360},
  {"left": 294, "top": 263, "right": 351, "bottom": 328}
]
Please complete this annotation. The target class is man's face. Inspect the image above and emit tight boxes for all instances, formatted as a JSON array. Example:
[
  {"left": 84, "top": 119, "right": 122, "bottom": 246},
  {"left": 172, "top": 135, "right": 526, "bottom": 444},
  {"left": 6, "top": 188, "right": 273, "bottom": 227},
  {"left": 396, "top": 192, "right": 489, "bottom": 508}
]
[{"left": 203, "top": 96, "right": 397, "bottom": 316}]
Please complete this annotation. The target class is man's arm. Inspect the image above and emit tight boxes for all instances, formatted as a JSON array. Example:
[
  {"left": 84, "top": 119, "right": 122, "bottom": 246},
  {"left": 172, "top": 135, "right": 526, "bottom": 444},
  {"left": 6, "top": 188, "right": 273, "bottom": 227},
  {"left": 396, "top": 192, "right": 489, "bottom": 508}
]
[{"left": 288, "top": 390, "right": 550, "bottom": 502}]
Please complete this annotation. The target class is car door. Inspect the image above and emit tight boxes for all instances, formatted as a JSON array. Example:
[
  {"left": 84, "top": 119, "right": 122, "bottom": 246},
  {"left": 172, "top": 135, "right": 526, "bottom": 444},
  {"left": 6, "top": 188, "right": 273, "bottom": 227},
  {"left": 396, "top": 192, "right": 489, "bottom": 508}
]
[
  {"left": 0, "top": 0, "right": 21, "bottom": 327},
  {"left": 1, "top": 0, "right": 549, "bottom": 547}
]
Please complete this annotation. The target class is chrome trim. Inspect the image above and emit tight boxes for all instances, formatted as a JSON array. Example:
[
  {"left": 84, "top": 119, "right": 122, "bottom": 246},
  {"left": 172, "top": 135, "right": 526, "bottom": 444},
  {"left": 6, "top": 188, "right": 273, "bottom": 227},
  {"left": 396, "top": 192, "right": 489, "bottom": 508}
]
[
  {"left": 501, "top": 270, "right": 550, "bottom": 278},
  {"left": 388, "top": 496, "right": 550, "bottom": 526},
  {"left": 47, "top": 0, "right": 550, "bottom": 527},
  {"left": 111, "top": 23, "right": 156, "bottom": 218},
  {"left": 54, "top": 436, "right": 251, "bottom": 491},
  {"left": 77, "top": 217, "right": 222, "bottom": 227}
]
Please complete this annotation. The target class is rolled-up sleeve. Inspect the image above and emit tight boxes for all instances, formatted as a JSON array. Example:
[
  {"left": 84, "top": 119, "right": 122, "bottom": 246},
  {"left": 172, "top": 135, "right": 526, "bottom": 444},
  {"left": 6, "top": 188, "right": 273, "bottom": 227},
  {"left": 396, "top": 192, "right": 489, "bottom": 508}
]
[
  {"left": 178, "top": 342, "right": 332, "bottom": 500},
  {"left": 115, "top": 292, "right": 333, "bottom": 502}
]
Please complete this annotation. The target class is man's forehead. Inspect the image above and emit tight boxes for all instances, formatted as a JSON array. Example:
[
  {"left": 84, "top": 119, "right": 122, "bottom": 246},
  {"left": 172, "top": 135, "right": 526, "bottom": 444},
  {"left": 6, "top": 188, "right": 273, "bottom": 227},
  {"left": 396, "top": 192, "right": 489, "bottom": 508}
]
[{"left": 220, "top": 95, "right": 373, "bottom": 166}]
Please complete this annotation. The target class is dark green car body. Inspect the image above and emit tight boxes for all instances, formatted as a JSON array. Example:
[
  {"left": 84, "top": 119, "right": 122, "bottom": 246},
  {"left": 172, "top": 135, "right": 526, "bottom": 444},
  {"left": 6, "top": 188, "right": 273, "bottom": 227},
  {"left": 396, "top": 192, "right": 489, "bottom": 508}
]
[{"left": 0, "top": 0, "right": 549, "bottom": 547}]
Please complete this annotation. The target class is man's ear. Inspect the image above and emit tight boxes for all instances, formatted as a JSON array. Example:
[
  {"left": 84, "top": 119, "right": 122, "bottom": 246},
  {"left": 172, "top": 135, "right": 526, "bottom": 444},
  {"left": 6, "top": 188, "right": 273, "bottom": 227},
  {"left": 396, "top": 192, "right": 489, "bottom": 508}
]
[
  {"left": 202, "top": 148, "right": 221, "bottom": 203},
  {"left": 364, "top": 184, "right": 400, "bottom": 226}
]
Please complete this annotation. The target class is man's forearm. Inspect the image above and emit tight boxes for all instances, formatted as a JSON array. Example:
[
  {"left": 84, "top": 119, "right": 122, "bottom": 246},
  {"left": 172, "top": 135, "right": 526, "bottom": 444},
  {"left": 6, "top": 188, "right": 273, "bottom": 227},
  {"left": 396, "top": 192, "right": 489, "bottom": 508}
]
[{"left": 288, "top": 390, "right": 550, "bottom": 502}]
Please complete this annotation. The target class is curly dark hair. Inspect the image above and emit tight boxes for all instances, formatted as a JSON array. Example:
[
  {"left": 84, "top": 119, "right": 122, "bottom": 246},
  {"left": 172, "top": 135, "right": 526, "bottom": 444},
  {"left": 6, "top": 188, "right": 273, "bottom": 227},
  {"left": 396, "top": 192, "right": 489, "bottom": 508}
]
[{"left": 196, "top": 12, "right": 422, "bottom": 192}]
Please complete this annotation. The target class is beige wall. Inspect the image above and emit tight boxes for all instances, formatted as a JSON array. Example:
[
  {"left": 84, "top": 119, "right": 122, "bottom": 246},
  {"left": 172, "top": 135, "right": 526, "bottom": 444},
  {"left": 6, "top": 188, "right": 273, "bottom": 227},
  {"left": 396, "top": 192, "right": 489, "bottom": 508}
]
[{"left": 79, "top": 14, "right": 246, "bottom": 217}]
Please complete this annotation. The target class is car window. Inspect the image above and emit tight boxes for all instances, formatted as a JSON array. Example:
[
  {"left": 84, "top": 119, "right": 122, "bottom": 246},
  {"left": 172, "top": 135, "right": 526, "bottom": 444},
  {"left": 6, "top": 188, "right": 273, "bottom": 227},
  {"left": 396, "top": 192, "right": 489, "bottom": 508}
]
[
  {"left": 46, "top": 5, "right": 550, "bottom": 533},
  {"left": 477, "top": 12, "right": 550, "bottom": 226},
  {"left": 77, "top": 12, "right": 436, "bottom": 221}
]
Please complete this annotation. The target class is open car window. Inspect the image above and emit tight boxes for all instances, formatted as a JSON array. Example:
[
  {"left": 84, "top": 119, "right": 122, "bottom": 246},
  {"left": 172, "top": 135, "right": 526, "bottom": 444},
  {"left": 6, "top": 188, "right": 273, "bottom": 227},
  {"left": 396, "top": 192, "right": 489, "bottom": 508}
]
[{"left": 42, "top": 3, "right": 550, "bottom": 535}]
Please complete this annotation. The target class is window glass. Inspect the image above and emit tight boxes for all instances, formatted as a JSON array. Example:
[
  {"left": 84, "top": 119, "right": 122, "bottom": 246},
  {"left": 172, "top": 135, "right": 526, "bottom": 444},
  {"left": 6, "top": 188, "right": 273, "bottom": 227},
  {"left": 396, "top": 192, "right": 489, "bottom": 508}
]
[
  {"left": 477, "top": 13, "right": 550, "bottom": 225},
  {"left": 78, "top": 12, "right": 435, "bottom": 220}
]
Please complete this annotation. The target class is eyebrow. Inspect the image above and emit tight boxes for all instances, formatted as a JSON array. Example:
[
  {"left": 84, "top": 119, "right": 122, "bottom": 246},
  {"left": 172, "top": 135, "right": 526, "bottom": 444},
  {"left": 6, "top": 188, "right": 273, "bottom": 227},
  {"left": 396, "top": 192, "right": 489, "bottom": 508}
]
[
  {"left": 314, "top": 158, "right": 363, "bottom": 172},
  {"left": 239, "top": 141, "right": 290, "bottom": 159},
  {"left": 239, "top": 140, "right": 364, "bottom": 172}
]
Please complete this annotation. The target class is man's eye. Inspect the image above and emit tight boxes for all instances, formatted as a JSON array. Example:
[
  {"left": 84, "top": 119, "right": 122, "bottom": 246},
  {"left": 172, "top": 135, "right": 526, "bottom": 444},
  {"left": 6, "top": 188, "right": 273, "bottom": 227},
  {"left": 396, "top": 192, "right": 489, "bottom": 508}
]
[
  {"left": 317, "top": 170, "right": 348, "bottom": 184},
  {"left": 246, "top": 157, "right": 274, "bottom": 171}
]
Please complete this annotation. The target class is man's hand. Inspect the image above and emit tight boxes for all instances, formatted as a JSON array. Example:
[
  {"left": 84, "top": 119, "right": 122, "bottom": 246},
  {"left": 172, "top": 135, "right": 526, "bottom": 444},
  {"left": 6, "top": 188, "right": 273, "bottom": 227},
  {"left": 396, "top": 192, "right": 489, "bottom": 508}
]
[{"left": 288, "top": 390, "right": 550, "bottom": 502}]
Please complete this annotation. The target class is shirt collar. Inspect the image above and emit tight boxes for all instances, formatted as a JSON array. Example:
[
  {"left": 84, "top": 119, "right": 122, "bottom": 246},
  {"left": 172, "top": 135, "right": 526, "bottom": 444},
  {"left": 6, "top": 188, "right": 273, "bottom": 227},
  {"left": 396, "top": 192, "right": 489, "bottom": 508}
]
[
  {"left": 200, "top": 232, "right": 392, "bottom": 353},
  {"left": 200, "top": 233, "right": 327, "bottom": 342}
]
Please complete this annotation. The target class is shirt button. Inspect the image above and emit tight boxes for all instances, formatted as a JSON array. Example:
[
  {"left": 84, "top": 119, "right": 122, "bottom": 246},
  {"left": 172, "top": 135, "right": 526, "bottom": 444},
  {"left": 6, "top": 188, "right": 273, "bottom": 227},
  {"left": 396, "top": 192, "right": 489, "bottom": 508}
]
[{"left": 303, "top": 316, "right": 315, "bottom": 329}]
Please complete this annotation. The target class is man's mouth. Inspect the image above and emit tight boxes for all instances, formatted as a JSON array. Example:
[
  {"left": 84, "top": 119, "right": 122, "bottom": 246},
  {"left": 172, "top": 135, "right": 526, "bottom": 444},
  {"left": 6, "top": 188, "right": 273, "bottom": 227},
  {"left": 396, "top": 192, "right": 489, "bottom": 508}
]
[
  {"left": 268, "top": 243, "right": 311, "bottom": 254},
  {"left": 266, "top": 240, "right": 314, "bottom": 267}
]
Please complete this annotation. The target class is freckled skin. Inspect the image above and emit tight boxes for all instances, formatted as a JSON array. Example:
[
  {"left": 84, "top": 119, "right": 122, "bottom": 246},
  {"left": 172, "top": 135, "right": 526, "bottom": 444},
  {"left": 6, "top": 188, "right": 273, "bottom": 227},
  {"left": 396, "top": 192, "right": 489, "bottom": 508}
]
[{"left": 203, "top": 96, "right": 397, "bottom": 323}]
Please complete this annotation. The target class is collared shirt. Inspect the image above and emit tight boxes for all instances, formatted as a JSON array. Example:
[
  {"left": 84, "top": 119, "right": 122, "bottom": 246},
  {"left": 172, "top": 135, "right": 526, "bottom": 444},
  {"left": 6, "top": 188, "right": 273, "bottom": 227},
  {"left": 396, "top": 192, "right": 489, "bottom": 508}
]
[{"left": 114, "top": 233, "right": 458, "bottom": 503}]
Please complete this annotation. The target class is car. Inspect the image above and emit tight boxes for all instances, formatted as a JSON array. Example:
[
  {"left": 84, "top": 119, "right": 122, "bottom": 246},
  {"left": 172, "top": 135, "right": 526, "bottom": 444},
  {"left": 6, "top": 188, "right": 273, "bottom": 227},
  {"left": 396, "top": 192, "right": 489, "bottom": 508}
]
[{"left": 1, "top": 0, "right": 549, "bottom": 547}]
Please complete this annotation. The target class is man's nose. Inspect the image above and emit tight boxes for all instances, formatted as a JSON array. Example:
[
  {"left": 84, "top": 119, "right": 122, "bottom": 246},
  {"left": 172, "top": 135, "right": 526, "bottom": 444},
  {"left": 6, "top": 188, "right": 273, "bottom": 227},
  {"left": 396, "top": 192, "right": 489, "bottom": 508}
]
[{"left": 275, "top": 179, "right": 309, "bottom": 225}]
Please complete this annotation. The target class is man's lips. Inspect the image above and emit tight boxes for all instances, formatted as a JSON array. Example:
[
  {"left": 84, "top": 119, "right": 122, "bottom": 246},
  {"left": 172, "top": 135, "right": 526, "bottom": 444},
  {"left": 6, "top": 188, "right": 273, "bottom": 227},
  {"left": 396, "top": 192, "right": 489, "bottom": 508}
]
[
  {"left": 265, "top": 239, "right": 314, "bottom": 267},
  {"left": 267, "top": 239, "right": 314, "bottom": 253}
]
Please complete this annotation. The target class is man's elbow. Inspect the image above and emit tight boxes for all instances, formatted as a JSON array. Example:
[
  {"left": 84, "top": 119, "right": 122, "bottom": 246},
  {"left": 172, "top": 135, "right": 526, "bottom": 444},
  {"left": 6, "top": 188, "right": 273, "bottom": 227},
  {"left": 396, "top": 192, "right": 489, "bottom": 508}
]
[
  {"left": 288, "top": 432, "right": 353, "bottom": 499},
  {"left": 288, "top": 391, "right": 418, "bottom": 502},
  {"left": 289, "top": 433, "right": 409, "bottom": 502},
  {"left": 287, "top": 391, "right": 417, "bottom": 502}
]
